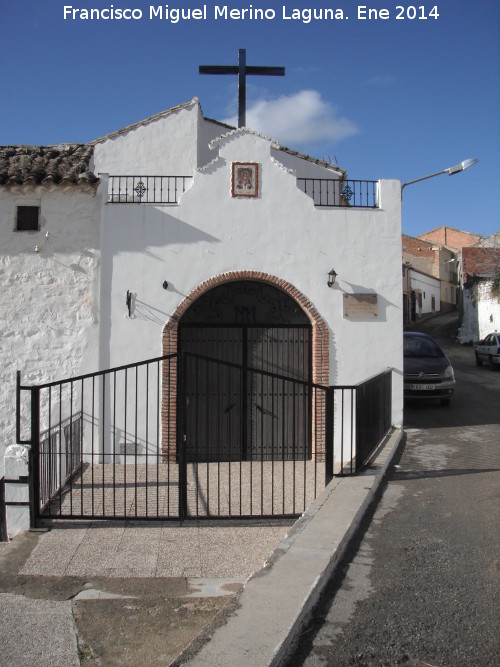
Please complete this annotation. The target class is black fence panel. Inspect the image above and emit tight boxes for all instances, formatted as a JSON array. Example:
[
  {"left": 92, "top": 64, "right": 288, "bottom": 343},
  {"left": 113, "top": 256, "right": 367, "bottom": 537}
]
[
  {"left": 0, "top": 478, "right": 7, "bottom": 542},
  {"left": 19, "top": 355, "right": 180, "bottom": 522},
  {"left": 180, "top": 352, "right": 328, "bottom": 518},
  {"left": 17, "top": 353, "right": 393, "bottom": 525},
  {"left": 355, "top": 370, "right": 392, "bottom": 471},
  {"left": 107, "top": 176, "right": 192, "bottom": 204},
  {"left": 297, "top": 179, "right": 378, "bottom": 208}
]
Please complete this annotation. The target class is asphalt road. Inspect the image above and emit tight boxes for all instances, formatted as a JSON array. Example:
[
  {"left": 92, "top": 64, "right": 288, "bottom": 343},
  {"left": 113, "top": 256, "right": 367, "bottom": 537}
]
[{"left": 286, "top": 313, "right": 500, "bottom": 667}]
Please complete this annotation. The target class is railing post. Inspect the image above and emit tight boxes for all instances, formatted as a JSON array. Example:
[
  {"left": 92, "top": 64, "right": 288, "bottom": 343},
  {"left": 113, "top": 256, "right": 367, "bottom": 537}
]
[
  {"left": 355, "top": 383, "right": 363, "bottom": 472},
  {"left": 16, "top": 371, "right": 21, "bottom": 443},
  {"left": 177, "top": 353, "right": 188, "bottom": 522},
  {"left": 29, "top": 386, "right": 41, "bottom": 529},
  {"left": 0, "top": 477, "right": 7, "bottom": 542},
  {"left": 324, "top": 387, "right": 334, "bottom": 484}
]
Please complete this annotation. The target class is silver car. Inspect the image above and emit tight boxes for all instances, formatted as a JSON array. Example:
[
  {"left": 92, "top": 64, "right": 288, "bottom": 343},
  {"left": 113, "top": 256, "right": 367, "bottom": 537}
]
[{"left": 474, "top": 332, "right": 500, "bottom": 370}]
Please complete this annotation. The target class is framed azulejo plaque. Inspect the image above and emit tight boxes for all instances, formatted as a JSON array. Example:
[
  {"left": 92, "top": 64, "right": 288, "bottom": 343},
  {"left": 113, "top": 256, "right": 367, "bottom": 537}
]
[{"left": 232, "top": 162, "right": 259, "bottom": 198}]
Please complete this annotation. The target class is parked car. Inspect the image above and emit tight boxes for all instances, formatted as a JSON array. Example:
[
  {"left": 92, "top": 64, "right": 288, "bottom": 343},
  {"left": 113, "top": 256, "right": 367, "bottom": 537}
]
[
  {"left": 474, "top": 332, "right": 500, "bottom": 370},
  {"left": 403, "top": 331, "right": 456, "bottom": 406}
]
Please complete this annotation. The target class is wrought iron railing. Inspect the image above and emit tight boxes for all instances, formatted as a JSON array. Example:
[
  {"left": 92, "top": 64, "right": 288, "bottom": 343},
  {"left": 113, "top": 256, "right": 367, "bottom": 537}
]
[
  {"left": 330, "top": 369, "right": 392, "bottom": 475},
  {"left": 0, "top": 477, "right": 6, "bottom": 542},
  {"left": 38, "top": 414, "right": 83, "bottom": 510},
  {"left": 355, "top": 369, "right": 392, "bottom": 471},
  {"left": 107, "top": 175, "right": 192, "bottom": 204},
  {"left": 297, "top": 178, "right": 379, "bottom": 208},
  {"left": 106, "top": 176, "right": 378, "bottom": 207},
  {"left": 17, "top": 356, "right": 393, "bottom": 525}
]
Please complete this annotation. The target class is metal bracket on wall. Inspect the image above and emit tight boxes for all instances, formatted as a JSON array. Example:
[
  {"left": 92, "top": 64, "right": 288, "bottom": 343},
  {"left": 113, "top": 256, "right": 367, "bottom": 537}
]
[{"left": 126, "top": 290, "right": 132, "bottom": 317}]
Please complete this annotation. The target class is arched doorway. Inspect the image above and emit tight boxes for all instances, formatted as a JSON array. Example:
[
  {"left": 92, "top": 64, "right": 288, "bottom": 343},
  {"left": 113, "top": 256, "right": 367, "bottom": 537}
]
[{"left": 178, "top": 280, "right": 312, "bottom": 462}]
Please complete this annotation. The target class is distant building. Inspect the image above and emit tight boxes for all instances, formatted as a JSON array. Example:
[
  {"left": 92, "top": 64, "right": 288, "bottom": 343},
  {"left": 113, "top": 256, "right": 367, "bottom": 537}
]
[
  {"left": 457, "top": 242, "right": 500, "bottom": 343},
  {"left": 402, "top": 233, "right": 458, "bottom": 316},
  {"left": 418, "top": 225, "right": 483, "bottom": 249}
]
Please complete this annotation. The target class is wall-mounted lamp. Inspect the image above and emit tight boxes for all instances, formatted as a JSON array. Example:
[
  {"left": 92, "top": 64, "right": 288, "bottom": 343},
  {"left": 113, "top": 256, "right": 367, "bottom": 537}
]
[
  {"left": 34, "top": 245, "right": 41, "bottom": 253},
  {"left": 126, "top": 290, "right": 132, "bottom": 317},
  {"left": 327, "top": 268, "right": 337, "bottom": 288},
  {"left": 162, "top": 281, "right": 169, "bottom": 290}
]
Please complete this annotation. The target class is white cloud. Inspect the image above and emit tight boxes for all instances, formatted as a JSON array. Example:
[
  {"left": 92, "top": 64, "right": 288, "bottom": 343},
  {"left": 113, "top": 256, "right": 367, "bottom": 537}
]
[{"left": 223, "top": 90, "right": 359, "bottom": 147}]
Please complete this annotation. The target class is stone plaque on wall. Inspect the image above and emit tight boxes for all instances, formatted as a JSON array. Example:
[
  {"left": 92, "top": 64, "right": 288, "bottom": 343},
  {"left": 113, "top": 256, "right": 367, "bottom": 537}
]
[{"left": 343, "top": 293, "right": 378, "bottom": 318}]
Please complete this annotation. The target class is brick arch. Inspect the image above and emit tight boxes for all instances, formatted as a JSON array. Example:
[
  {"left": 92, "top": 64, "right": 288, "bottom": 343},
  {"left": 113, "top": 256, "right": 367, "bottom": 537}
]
[
  {"left": 163, "top": 271, "right": 329, "bottom": 384},
  {"left": 161, "top": 271, "right": 330, "bottom": 459}
]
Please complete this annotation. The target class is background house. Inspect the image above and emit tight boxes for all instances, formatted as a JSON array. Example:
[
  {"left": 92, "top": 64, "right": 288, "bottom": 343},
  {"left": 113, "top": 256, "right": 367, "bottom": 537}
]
[
  {"left": 457, "top": 238, "right": 500, "bottom": 343},
  {"left": 417, "top": 226, "right": 483, "bottom": 249},
  {"left": 402, "top": 233, "right": 457, "bottom": 319},
  {"left": 402, "top": 263, "right": 441, "bottom": 323}
]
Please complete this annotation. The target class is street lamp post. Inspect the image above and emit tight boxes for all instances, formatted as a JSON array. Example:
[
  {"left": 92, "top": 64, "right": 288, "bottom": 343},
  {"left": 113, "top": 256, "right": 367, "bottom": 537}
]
[{"left": 401, "top": 158, "right": 478, "bottom": 192}]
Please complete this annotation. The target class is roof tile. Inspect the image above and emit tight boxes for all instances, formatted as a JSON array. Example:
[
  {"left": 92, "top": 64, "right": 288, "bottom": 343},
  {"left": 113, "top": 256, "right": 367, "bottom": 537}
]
[{"left": 0, "top": 144, "right": 98, "bottom": 188}]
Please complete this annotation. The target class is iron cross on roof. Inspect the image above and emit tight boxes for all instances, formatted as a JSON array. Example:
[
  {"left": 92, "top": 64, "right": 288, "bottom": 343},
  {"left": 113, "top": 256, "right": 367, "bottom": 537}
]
[{"left": 199, "top": 49, "right": 285, "bottom": 128}]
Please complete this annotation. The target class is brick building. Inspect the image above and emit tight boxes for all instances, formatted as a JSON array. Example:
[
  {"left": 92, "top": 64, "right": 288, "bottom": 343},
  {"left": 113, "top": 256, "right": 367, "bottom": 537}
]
[
  {"left": 402, "top": 233, "right": 458, "bottom": 315},
  {"left": 418, "top": 226, "right": 483, "bottom": 249}
]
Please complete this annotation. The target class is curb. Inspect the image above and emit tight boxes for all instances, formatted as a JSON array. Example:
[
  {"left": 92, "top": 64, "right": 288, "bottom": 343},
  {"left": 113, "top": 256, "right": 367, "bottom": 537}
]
[
  {"left": 185, "top": 427, "right": 406, "bottom": 666},
  {"left": 271, "top": 427, "right": 406, "bottom": 665}
]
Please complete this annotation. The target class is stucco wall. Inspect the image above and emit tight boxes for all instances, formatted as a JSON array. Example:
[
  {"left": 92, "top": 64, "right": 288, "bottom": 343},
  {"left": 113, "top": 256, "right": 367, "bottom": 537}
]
[
  {"left": 1, "top": 116, "right": 404, "bottom": 475},
  {"left": 92, "top": 101, "right": 200, "bottom": 176},
  {"left": 459, "top": 280, "right": 500, "bottom": 342},
  {"left": 99, "top": 130, "right": 403, "bottom": 426},
  {"left": 0, "top": 187, "right": 102, "bottom": 475},
  {"left": 410, "top": 270, "right": 441, "bottom": 316}
]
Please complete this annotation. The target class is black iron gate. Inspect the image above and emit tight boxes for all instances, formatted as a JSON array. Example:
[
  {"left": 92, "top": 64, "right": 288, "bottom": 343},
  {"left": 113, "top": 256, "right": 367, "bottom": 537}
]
[
  {"left": 17, "top": 352, "right": 330, "bottom": 524},
  {"left": 180, "top": 327, "right": 312, "bottom": 462},
  {"left": 178, "top": 279, "right": 313, "bottom": 465}
]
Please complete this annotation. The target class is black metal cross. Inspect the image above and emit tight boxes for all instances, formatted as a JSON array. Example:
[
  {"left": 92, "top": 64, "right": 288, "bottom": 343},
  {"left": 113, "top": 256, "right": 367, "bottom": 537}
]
[{"left": 199, "top": 49, "right": 285, "bottom": 128}]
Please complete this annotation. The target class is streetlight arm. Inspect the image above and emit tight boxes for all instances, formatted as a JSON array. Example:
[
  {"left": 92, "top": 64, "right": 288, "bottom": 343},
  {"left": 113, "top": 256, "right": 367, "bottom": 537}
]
[
  {"left": 401, "top": 158, "right": 478, "bottom": 191},
  {"left": 402, "top": 169, "right": 448, "bottom": 190}
]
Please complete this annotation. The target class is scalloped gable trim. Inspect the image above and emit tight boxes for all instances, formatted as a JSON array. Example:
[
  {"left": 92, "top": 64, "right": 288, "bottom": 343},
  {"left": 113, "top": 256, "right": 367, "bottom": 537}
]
[
  {"left": 208, "top": 126, "right": 281, "bottom": 150},
  {"left": 207, "top": 126, "right": 345, "bottom": 176}
]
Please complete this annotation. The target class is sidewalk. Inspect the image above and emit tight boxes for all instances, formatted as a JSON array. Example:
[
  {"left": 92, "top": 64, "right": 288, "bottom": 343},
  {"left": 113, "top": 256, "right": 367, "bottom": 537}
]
[{"left": 0, "top": 428, "right": 404, "bottom": 666}]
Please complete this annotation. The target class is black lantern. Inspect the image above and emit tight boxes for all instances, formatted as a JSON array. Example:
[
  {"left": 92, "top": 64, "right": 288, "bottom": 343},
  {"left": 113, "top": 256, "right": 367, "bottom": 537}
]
[{"left": 327, "top": 268, "right": 337, "bottom": 288}]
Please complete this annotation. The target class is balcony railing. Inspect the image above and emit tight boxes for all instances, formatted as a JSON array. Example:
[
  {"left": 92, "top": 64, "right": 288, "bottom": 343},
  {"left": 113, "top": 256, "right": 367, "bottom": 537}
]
[
  {"left": 107, "top": 175, "right": 192, "bottom": 204},
  {"left": 106, "top": 176, "right": 378, "bottom": 208},
  {"left": 297, "top": 178, "right": 379, "bottom": 208}
]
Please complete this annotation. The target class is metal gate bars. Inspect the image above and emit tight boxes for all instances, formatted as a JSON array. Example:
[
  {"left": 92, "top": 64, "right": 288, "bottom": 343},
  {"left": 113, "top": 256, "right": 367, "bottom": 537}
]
[{"left": 17, "top": 353, "right": 332, "bottom": 525}]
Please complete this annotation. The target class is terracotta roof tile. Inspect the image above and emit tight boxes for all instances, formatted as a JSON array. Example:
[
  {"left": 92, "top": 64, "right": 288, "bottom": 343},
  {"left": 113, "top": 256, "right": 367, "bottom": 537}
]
[{"left": 0, "top": 144, "right": 98, "bottom": 187}]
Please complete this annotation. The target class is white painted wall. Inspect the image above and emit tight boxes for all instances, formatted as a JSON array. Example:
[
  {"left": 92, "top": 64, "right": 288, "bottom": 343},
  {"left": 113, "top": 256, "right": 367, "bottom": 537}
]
[
  {"left": 98, "top": 128, "right": 403, "bottom": 431},
  {"left": 0, "top": 187, "right": 102, "bottom": 475},
  {"left": 410, "top": 270, "right": 441, "bottom": 316},
  {"left": 1, "top": 107, "right": 404, "bottom": 475},
  {"left": 459, "top": 280, "right": 500, "bottom": 342},
  {"left": 91, "top": 99, "right": 200, "bottom": 176}
]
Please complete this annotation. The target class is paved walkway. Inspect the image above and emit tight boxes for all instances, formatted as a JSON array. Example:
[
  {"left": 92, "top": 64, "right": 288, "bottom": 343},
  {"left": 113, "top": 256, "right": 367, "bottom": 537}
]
[
  {"left": 0, "top": 428, "right": 403, "bottom": 666},
  {"left": 19, "top": 520, "right": 290, "bottom": 580}
]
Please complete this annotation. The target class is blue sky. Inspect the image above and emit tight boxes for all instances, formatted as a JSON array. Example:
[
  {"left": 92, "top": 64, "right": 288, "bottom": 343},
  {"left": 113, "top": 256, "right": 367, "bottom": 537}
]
[{"left": 2, "top": 0, "right": 499, "bottom": 239}]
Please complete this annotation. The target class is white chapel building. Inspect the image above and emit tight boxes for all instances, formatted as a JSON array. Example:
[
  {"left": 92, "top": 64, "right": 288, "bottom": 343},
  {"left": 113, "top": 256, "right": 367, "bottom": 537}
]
[{"left": 0, "top": 97, "right": 403, "bottom": 490}]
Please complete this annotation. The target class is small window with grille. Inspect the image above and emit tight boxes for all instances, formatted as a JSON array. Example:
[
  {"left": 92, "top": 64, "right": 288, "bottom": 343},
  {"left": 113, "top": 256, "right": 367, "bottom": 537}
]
[{"left": 16, "top": 206, "right": 40, "bottom": 231}]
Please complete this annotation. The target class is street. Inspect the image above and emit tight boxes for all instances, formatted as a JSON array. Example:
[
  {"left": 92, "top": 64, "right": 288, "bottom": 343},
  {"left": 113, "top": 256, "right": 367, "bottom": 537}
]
[{"left": 286, "top": 313, "right": 500, "bottom": 667}]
